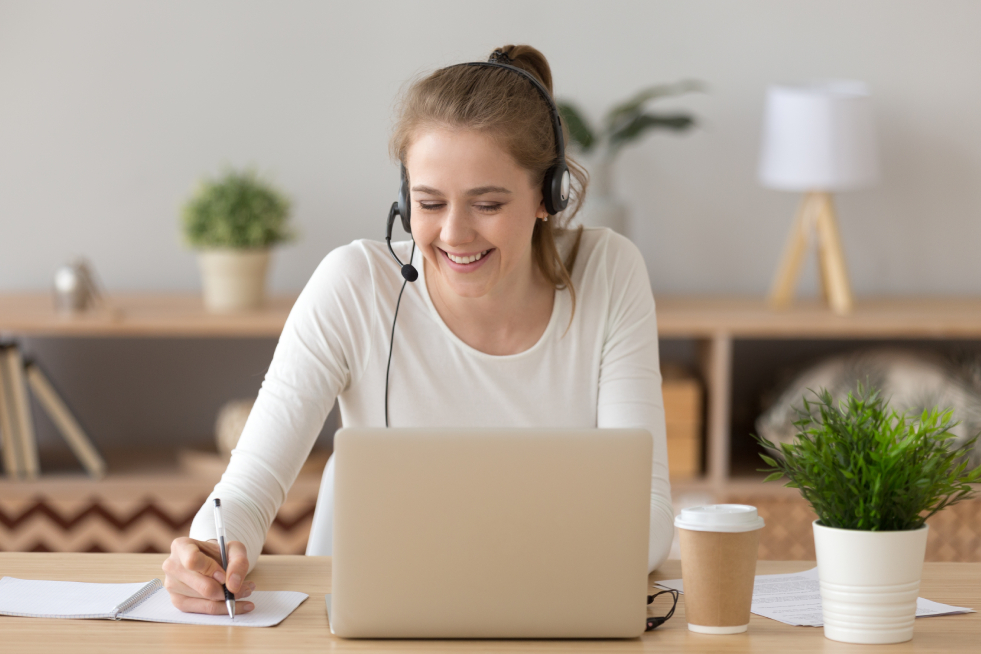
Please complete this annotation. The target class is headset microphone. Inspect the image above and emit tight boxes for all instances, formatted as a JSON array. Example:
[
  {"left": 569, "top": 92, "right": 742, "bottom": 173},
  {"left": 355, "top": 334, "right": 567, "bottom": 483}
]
[
  {"left": 386, "top": 201, "right": 418, "bottom": 282},
  {"left": 384, "top": 199, "right": 416, "bottom": 428}
]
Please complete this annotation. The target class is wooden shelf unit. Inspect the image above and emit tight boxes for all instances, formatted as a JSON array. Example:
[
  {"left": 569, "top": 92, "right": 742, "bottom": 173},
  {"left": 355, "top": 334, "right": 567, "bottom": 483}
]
[
  {"left": 655, "top": 295, "right": 981, "bottom": 491},
  {"left": 4, "top": 293, "right": 981, "bottom": 493}
]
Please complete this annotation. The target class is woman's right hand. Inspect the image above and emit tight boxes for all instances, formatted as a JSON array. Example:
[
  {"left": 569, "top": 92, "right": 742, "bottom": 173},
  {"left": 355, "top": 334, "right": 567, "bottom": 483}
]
[{"left": 163, "top": 537, "right": 256, "bottom": 615}]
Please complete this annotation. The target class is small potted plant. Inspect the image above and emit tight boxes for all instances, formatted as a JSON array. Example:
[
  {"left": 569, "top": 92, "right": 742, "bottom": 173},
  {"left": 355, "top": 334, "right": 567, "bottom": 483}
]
[
  {"left": 756, "top": 384, "right": 980, "bottom": 645},
  {"left": 182, "top": 168, "right": 294, "bottom": 313}
]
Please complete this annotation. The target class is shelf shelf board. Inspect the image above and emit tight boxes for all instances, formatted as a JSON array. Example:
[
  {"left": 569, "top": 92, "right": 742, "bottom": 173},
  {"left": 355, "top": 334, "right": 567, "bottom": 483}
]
[
  {"left": 0, "top": 292, "right": 298, "bottom": 338},
  {"left": 656, "top": 295, "right": 981, "bottom": 339},
  {"left": 6, "top": 293, "right": 981, "bottom": 340}
]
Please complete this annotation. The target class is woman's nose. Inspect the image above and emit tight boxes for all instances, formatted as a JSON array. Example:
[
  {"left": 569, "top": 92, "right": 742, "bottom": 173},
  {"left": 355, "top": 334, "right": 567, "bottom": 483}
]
[{"left": 441, "top": 203, "right": 474, "bottom": 246}]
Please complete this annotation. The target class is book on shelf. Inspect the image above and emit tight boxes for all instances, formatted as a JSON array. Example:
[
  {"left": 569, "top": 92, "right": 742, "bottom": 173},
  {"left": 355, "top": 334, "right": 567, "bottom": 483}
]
[
  {"left": 4, "top": 345, "right": 39, "bottom": 478},
  {"left": 25, "top": 360, "right": 107, "bottom": 478},
  {"left": 0, "top": 346, "right": 24, "bottom": 478},
  {"left": 661, "top": 364, "right": 704, "bottom": 479}
]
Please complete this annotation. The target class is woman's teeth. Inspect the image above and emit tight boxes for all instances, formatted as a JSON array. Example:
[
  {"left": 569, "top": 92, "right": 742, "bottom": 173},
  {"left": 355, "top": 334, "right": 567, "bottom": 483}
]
[{"left": 446, "top": 250, "right": 489, "bottom": 265}]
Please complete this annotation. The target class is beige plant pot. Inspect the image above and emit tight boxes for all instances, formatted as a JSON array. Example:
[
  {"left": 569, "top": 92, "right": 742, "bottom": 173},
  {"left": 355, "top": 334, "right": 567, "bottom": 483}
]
[{"left": 197, "top": 248, "right": 271, "bottom": 313}]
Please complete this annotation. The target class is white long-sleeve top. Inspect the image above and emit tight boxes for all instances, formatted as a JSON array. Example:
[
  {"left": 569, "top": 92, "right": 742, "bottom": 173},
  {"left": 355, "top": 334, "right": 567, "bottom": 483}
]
[{"left": 189, "top": 227, "right": 674, "bottom": 573}]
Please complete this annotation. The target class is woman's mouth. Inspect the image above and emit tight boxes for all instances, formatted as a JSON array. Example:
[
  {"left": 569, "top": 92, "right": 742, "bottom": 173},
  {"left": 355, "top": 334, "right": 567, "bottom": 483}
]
[{"left": 440, "top": 248, "right": 494, "bottom": 271}]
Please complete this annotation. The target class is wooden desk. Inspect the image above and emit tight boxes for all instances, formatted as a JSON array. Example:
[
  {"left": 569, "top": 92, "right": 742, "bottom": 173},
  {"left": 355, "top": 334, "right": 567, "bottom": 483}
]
[{"left": 0, "top": 554, "right": 977, "bottom": 652}]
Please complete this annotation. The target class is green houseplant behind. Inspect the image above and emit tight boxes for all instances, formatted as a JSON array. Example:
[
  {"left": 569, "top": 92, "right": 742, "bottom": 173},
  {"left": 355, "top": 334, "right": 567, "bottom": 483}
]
[
  {"left": 557, "top": 81, "right": 700, "bottom": 233},
  {"left": 182, "top": 168, "right": 294, "bottom": 313},
  {"left": 755, "top": 385, "right": 980, "bottom": 644}
]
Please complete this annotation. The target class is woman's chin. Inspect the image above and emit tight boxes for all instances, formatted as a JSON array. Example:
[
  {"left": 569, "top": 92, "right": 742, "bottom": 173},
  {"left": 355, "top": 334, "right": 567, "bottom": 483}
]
[
  {"left": 441, "top": 278, "right": 493, "bottom": 299},
  {"left": 434, "top": 267, "right": 494, "bottom": 298}
]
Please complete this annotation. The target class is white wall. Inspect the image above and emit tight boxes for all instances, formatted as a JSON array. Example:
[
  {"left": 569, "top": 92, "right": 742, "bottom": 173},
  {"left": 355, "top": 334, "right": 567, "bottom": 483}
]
[{"left": 2, "top": 0, "right": 980, "bottom": 297}]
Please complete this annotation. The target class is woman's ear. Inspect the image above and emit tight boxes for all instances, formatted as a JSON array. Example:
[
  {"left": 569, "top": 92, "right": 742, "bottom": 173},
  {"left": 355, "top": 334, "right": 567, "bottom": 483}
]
[{"left": 536, "top": 199, "right": 548, "bottom": 220}]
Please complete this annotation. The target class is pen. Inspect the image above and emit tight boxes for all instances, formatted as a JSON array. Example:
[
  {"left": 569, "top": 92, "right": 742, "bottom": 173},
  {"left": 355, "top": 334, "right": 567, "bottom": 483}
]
[{"left": 213, "top": 498, "right": 236, "bottom": 619}]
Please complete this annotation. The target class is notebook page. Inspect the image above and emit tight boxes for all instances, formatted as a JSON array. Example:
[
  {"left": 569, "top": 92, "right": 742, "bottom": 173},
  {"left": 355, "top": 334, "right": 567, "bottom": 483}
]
[
  {"left": 0, "top": 577, "right": 153, "bottom": 619},
  {"left": 121, "top": 587, "right": 308, "bottom": 627}
]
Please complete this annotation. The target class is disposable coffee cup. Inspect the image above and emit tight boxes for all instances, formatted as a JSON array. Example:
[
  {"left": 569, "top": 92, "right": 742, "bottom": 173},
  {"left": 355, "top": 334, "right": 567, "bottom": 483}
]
[{"left": 675, "top": 504, "right": 764, "bottom": 634}]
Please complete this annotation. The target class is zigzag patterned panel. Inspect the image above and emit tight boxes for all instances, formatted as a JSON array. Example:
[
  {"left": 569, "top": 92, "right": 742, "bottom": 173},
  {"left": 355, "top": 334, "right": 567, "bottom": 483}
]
[
  {"left": 4, "top": 481, "right": 978, "bottom": 561},
  {"left": 724, "top": 493, "right": 981, "bottom": 562},
  {"left": 0, "top": 488, "right": 318, "bottom": 555}
]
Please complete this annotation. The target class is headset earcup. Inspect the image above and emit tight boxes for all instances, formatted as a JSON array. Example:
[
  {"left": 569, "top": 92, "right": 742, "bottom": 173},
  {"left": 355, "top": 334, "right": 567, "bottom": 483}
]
[
  {"left": 398, "top": 164, "right": 412, "bottom": 234},
  {"left": 542, "top": 163, "right": 571, "bottom": 216}
]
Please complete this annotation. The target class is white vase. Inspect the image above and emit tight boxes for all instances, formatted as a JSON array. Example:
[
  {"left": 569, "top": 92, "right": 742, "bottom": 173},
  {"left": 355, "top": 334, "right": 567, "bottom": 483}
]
[
  {"left": 197, "top": 248, "right": 271, "bottom": 313},
  {"left": 585, "top": 195, "right": 628, "bottom": 234},
  {"left": 812, "top": 520, "right": 929, "bottom": 644},
  {"left": 582, "top": 155, "right": 628, "bottom": 235}
]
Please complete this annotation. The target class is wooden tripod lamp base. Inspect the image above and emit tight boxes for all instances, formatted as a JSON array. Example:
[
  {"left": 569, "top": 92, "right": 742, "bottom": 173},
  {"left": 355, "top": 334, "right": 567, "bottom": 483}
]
[{"left": 768, "top": 191, "right": 854, "bottom": 315}]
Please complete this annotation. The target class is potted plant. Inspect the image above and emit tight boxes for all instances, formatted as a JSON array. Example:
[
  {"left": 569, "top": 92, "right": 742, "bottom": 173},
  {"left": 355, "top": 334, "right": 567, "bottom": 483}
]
[
  {"left": 755, "top": 385, "right": 980, "bottom": 644},
  {"left": 182, "top": 168, "right": 294, "bottom": 313},
  {"left": 558, "top": 81, "right": 700, "bottom": 234}
]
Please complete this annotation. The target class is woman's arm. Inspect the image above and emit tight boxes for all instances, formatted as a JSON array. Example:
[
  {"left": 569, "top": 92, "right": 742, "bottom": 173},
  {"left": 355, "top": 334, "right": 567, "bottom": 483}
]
[
  {"left": 594, "top": 232, "right": 673, "bottom": 573},
  {"left": 186, "top": 242, "right": 377, "bottom": 572}
]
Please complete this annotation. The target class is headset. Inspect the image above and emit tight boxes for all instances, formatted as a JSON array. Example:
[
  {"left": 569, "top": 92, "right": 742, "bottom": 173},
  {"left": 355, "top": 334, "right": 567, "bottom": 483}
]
[{"left": 383, "top": 49, "right": 572, "bottom": 427}]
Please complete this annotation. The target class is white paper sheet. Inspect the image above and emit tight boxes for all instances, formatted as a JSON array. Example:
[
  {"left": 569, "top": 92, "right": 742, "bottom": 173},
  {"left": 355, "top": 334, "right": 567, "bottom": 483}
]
[
  {"left": 655, "top": 567, "right": 975, "bottom": 627},
  {"left": 121, "top": 587, "right": 308, "bottom": 627}
]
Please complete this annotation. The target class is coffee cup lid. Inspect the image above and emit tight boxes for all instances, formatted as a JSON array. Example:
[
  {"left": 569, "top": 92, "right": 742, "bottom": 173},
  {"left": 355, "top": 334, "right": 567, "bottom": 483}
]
[{"left": 674, "top": 504, "right": 765, "bottom": 533}]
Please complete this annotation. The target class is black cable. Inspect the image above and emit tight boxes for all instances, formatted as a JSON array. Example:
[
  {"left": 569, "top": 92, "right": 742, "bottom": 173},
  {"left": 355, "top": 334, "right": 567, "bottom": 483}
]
[
  {"left": 384, "top": 242, "right": 415, "bottom": 427},
  {"left": 645, "top": 588, "right": 679, "bottom": 631}
]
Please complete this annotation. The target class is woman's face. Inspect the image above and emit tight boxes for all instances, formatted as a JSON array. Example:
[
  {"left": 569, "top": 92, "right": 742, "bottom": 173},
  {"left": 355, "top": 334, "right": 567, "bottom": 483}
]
[{"left": 404, "top": 127, "right": 545, "bottom": 300}]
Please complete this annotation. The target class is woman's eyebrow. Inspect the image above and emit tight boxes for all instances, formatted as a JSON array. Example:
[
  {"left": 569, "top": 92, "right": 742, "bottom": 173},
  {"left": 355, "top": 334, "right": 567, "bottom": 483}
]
[
  {"left": 466, "top": 185, "right": 512, "bottom": 196},
  {"left": 411, "top": 185, "right": 512, "bottom": 197}
]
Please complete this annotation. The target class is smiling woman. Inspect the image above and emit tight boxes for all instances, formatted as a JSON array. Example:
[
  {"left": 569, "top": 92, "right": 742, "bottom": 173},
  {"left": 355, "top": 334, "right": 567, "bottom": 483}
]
[{"left": 169, "top": 44, "right": 673, "bottom": 617}]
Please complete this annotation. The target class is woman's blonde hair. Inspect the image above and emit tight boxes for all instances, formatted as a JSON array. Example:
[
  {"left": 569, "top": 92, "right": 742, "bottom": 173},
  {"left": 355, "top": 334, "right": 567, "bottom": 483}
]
[{"left": 390, "top": 44, "right": 588, "bottom": 318}]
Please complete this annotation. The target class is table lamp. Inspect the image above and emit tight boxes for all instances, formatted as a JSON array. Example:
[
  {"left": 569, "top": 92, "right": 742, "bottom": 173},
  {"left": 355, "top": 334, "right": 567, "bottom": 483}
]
[{"left": 758, "top": 81, "right": 879, "bottom": 315}]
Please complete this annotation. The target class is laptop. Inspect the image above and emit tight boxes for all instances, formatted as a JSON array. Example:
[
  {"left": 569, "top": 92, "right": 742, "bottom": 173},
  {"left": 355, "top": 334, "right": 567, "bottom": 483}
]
[{"left": 325, "top": 427, "right": 653, "bottom": 638}]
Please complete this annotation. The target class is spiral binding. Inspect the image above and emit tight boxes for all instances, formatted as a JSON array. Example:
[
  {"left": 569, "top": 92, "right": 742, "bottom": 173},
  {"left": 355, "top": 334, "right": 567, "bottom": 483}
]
[{"left": 111, "top": 578, "right": 164, "bottom": 620}]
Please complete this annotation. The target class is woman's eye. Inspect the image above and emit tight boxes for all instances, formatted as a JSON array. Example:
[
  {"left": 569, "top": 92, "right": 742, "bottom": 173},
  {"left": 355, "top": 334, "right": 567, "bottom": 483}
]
[{"left": 417, "top": 203, "right": 502, "bottom": 213}]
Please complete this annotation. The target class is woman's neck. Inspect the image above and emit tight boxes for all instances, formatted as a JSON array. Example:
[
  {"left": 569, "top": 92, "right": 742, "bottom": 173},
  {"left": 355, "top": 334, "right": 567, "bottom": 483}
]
[{"left": 425, "top": 257, "right": 555, "bottom": 356}]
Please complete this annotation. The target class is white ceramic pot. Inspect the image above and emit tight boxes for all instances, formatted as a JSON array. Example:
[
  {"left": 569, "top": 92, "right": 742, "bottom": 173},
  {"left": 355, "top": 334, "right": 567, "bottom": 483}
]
[
  {"left": 812, "top": 520, "right": 929, "bottom": 644},
  {"left": 584, "top": 196, "right": 628, "bottom": 234},
  {"left": 197, "top": 248, "right": 271, "bottom": 313},
  {"left": 583, "top": 155, "right": 628, "bottom": 235}
]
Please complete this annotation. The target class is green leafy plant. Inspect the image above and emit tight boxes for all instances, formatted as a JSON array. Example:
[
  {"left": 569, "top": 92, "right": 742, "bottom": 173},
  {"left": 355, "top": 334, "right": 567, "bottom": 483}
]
[
  {"left": 182, "top": 168, "right": 294, "bottom": 249},
  {"left": 755, "top": 384, "right": 981, "bottom": 531},
  {"left": 557, "top": 80, "right": 702, "bottom": 159}
]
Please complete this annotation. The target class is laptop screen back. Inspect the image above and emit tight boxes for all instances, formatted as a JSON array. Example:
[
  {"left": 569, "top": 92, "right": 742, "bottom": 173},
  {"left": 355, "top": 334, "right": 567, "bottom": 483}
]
[{"left": 329, "top": 428, "right": 653, "bottom": 638}]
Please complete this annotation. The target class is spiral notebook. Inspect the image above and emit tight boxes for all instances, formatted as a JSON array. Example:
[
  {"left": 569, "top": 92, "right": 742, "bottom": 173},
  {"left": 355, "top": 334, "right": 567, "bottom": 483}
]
[{"left": 0, "top": 577, "right": 308, "bottom": 627}]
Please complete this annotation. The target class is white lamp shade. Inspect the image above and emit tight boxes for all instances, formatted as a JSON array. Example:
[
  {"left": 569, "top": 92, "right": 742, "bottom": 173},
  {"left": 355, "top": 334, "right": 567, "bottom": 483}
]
[{"left": 758, "top": 81, "right": 880, "bottom": 191}]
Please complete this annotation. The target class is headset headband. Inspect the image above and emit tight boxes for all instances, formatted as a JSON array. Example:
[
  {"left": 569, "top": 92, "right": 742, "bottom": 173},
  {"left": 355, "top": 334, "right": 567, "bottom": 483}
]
[{"left": 440, "top": 60, "right": 566, "bottom": 164}]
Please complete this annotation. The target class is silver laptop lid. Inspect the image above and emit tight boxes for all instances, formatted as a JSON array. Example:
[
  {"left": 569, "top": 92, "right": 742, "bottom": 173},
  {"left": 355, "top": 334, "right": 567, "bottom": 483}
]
[{"left": 329, "top": 428, "right": 652, "bottom": 638}]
